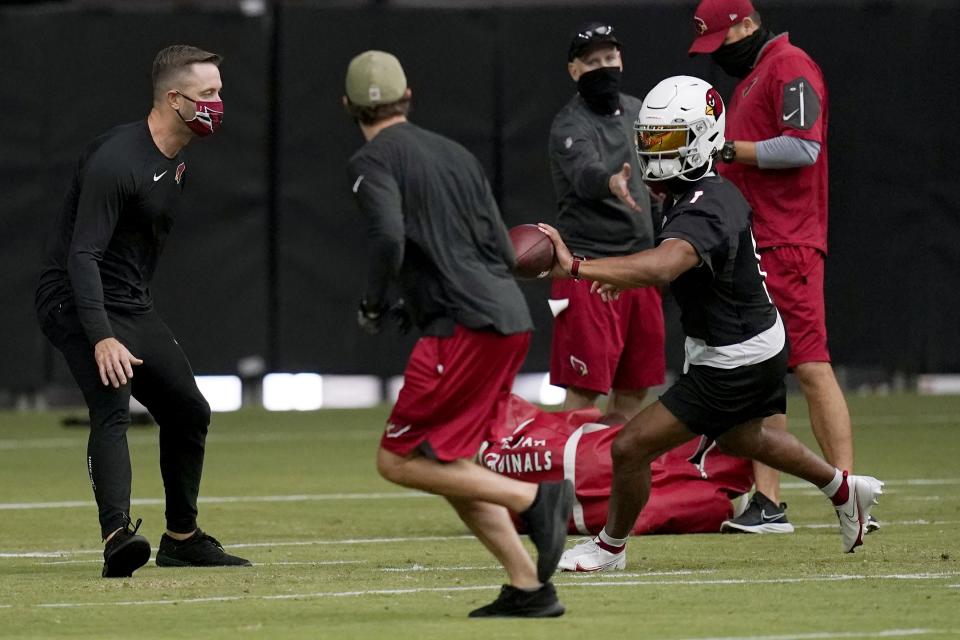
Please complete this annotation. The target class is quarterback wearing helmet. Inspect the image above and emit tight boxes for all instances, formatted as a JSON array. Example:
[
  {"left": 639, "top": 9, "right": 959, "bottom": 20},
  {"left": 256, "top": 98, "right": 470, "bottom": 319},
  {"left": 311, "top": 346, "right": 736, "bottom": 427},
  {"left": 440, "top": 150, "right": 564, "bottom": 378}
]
[{"left": 537, "top": 76, "right": 883, "bottom": 571}]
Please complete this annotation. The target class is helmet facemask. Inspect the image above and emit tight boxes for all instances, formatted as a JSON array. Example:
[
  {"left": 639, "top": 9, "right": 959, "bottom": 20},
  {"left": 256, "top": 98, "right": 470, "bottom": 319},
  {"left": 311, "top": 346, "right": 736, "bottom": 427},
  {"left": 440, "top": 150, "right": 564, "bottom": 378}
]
[{"left": 635, "top": 118, "right": 717, "bottom": 182}]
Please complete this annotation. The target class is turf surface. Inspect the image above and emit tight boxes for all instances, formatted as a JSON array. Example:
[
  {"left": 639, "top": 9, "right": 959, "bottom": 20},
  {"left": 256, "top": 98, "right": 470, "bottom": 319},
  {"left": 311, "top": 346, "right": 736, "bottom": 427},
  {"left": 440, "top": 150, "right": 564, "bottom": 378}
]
[{"left": 1, "top": 394, "right": 958, "bottom": 639}]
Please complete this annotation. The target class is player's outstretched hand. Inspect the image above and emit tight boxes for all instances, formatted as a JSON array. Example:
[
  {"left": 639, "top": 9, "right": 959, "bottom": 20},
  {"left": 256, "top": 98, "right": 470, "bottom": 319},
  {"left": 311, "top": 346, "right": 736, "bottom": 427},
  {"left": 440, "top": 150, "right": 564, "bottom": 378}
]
[
  {"left": 94, "top": 338, "right": 143, "bottom": 388},
  {"left": 536, "top": 223, "right": 574, "bottom": 278},
  {"left": 591, "top": 281, "right": 622, "bottom": 303},
  {"left": 609, "top": 162, "right": 640, "bottom": 212}
]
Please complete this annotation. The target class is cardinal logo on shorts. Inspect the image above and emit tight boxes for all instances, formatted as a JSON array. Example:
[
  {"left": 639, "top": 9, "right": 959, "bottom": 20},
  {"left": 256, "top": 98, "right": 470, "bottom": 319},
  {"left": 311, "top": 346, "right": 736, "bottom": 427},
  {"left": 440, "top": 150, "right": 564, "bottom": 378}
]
[
  {"left": 705, "top": 88, "right": 724, "bottom": 120},
  {"left": 570, "top": 355, "right": 589, "bottom": 377}
]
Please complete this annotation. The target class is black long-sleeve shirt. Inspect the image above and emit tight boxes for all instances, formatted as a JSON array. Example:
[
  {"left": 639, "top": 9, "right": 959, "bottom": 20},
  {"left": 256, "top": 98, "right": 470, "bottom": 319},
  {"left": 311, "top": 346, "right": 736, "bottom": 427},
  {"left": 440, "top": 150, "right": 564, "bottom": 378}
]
[
  {"left": 549, "top": 93, "right": 655, "bottom": 257},
  {"left": 36, "top": 121, "right": 186, "bottom": 344},
  {"left": 347, "top": 122, "right": 532, "bottom": 337}
]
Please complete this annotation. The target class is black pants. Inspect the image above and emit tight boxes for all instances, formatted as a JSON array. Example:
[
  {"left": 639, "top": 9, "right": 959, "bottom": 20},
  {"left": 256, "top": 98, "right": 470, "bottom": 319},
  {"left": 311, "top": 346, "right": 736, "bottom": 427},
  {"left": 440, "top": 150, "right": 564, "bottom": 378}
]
[{"left": 40, "top": 302, "right": 211, "bottom": 539}]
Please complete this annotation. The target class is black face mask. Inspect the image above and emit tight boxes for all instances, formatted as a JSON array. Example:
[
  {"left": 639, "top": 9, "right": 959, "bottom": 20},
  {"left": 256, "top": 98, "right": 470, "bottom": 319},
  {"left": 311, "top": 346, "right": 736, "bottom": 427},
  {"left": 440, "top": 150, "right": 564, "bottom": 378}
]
[
  {"left": 710, "top": 28, "right": 772, "bottom": 78},
  {"left": 578, "top": 66, "right": 622, "bottom": 115}
]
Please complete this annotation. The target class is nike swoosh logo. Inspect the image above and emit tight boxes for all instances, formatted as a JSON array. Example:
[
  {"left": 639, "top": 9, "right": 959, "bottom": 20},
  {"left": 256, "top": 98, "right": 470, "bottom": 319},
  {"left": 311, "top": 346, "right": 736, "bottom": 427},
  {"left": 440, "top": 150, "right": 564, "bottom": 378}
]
[
  {"left": 760, "top": 509, "right": 784, "bottom": 522},
  {"left": 153, "top": 171, "right": 168, "bottom": 182},
  {"left": 385, "top": 424, "right": 411, "bottom": 439},
  {"left": 783, "top": 109, "right": 799, "bottom": 121}
]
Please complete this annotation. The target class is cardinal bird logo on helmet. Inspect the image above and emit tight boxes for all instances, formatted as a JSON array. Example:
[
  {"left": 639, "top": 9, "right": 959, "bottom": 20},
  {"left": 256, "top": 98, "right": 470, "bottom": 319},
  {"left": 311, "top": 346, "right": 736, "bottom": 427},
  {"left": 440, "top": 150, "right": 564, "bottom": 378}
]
[{"left": 705, "top": 88, "right": 724, "bottom": 120}]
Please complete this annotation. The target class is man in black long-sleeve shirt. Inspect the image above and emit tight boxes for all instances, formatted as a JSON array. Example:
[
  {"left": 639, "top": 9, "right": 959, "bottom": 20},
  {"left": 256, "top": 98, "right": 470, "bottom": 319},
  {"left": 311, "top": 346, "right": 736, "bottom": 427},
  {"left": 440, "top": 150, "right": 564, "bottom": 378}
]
[
  {"left": 36, "top": 45, "right": 249, "bottom": 577},
  {"left": 548, "top": 23, "right": 666, "bottom": 420},
  {"left": 343, "top": 51, "right": 573, "bottom": 618}
]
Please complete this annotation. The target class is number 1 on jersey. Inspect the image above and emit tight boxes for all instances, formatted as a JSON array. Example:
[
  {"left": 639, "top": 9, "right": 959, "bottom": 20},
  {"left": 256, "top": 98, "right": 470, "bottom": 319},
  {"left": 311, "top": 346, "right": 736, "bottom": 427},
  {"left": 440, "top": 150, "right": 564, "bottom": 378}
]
[{"left": 690, "top": 190, "right": 704, "bottom": 204}]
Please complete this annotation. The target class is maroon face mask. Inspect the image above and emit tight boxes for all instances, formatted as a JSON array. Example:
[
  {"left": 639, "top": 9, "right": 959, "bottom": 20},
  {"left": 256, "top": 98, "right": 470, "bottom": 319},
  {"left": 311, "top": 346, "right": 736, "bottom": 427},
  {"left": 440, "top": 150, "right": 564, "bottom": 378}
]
[{"left": 176, "top": 91, "right": 223, "bottom": 137}]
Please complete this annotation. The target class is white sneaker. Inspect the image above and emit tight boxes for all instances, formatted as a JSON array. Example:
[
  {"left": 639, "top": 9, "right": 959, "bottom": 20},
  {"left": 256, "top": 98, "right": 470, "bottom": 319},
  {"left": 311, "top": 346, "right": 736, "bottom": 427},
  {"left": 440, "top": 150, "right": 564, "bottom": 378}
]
[
  {"left": 835, "top": 474, "right": 884, "bottom": 553},
  {"left": 558, "top": 537, "right": 626, "bottom": 572}
]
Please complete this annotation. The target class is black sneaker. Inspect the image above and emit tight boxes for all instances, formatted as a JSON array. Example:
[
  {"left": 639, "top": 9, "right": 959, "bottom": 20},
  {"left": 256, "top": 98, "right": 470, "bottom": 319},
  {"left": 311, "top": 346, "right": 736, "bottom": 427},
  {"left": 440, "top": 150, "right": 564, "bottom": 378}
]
[
  {"left": 520, "top": 480, "right": 574, "bottom": 583},
  {"left": 720, "top": 491, "right": 795, "bottom": 534},
  {"left": 155, "top": 528, "right": 252, "bottom": 567},
  {"left": 102, "top": 517, "right": 151, "bottom": 578},
  {"left": 865, "top": 514, "right": 881, "bottom": 534},
  {"left": 468, "top": 582, "right": 565, "bottom": 618}
]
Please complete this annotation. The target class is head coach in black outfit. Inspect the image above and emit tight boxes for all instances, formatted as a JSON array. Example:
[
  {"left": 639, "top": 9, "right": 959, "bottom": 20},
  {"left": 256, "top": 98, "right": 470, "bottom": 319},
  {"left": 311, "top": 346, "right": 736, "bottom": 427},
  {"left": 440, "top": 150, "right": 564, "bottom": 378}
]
[{"left": 36, "top": 45, "right": 250, "bottom": 577}]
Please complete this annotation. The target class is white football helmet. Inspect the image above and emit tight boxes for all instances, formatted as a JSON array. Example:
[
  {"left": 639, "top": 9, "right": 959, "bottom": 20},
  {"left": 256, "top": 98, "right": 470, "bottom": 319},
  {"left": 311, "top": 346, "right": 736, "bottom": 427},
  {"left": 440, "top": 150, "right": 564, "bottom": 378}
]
[{"left": 634, "top": 75, "right": 726, "bottom": 181}]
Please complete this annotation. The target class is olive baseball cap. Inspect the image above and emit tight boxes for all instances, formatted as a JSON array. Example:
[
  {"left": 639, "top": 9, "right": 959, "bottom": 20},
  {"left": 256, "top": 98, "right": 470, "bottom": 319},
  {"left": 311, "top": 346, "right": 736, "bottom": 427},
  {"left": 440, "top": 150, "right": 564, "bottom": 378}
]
[{"left": 345, "top": 50, "right": 407, "bottom": 107}]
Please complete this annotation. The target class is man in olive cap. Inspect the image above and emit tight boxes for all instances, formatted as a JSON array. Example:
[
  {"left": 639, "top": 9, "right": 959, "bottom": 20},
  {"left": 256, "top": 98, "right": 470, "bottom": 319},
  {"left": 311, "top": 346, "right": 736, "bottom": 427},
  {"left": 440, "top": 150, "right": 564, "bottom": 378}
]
[{"left": 341, "top": 50, "right": 573, "bottom": 618}]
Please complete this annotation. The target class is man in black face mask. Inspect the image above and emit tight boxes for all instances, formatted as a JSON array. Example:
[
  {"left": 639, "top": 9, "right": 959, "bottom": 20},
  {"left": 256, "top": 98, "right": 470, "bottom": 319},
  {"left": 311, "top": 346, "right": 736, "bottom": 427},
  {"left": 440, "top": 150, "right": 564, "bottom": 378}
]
[
  {"left": 689, "top": 0, "right": 869, "bottom": 537},
  {"left": 546, "top": 23, "right": 665, "bottom": 422}
]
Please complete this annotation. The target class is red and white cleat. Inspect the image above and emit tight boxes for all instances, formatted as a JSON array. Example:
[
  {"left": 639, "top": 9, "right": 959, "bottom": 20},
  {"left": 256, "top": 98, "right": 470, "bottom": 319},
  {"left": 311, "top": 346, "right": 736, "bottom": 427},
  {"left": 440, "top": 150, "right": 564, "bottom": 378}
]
[{"left": 558, "top": 537, "right": 627, "bottom": 572}]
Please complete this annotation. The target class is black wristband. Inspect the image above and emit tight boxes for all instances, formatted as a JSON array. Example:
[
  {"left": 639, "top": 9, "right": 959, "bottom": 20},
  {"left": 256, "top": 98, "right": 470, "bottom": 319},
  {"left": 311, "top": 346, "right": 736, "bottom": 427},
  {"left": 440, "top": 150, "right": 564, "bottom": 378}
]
[{"left": 720, "top": 141, "right": 737, "bottom": 163}]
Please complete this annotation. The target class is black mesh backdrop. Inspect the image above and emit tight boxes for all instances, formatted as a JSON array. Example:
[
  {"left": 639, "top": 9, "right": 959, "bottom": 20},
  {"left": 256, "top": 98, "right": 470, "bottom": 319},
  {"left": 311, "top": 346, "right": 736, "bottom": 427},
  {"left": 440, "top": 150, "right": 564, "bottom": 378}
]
[{"left": 1, "top": 1, "right": 958, "bottom": 385}]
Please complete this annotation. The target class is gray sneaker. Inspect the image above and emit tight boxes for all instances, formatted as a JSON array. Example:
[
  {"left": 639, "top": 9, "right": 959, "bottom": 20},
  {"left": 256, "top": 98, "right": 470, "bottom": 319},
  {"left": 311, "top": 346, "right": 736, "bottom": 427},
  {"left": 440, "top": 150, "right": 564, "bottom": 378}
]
[{"left": 720, "top": 491, "right": 795, "bottom": 534}]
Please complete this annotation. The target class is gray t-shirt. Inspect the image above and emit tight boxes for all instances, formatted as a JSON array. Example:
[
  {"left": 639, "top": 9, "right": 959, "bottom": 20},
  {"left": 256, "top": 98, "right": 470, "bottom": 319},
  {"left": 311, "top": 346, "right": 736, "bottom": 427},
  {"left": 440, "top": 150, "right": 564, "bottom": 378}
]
[
  {"left": 348, "top": 122, "right": 532, "bottom": 337},
  {"left": 549, "top": 93, "right": 655, "bottom": 257}
]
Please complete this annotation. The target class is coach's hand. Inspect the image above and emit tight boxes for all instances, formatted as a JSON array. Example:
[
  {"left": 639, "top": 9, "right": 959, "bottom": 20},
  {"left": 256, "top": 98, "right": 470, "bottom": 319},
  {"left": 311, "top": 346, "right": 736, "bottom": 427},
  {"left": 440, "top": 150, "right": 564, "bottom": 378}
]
[
  {"left": 536, "top": 223, "right": 574, "bottom": 279},
  {"left": 94, "top": 338, "right": 143, "bottom": 388},
  {"left": 609, "top": 163, "right": 640, "bottom": 212}
]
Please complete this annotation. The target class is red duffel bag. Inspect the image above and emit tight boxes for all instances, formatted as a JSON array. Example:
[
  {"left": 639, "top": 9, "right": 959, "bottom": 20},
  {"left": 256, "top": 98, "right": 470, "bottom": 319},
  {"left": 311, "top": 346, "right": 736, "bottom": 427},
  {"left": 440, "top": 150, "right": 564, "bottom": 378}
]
[{"left": 479, "top": 395, "right": 754, "bottom": 535}]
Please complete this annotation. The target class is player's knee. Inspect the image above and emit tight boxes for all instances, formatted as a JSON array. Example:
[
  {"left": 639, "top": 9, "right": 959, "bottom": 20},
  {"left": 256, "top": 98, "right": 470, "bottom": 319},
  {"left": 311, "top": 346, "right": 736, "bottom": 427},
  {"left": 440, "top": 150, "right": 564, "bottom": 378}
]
[
  {"left": 795, "top": 361, "right": 835, "bottom": 388},
  {"left": 376, "top": 448, "right": 404, "bottom": 484},
  {"left": 611, "top": 429, "right": 651, "bottom": 468},
  {"left": 186, "top": 396, "right": 211, "bottom": 431}
]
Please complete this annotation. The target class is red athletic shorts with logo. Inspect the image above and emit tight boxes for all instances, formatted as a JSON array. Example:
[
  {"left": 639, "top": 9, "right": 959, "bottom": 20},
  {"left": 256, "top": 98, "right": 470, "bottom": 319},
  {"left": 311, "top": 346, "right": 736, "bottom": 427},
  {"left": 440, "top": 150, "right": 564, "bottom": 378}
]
[
  {"left": 549, "top": 279, "right": 665, "bottom": 394},
  {"left": 759, "top": 245, "right": 830, "bottom": 368},
  {"left": 382, "top": 325, "right": 532, "bottom": 462}
]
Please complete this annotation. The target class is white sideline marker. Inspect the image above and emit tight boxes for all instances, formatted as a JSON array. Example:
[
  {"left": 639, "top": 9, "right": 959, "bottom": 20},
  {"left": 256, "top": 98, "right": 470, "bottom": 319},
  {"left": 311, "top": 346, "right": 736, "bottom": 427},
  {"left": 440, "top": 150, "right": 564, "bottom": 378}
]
[{"left": 15, "top": 571, "right": 960, "bottom": 609}]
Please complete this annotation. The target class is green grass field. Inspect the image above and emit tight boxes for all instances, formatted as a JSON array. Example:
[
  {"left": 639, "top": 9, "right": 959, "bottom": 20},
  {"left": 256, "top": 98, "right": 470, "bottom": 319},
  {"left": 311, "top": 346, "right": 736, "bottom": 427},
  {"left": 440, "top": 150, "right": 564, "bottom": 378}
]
[{"left": 1, "top": 394, "right": 958, "bottom": 639}]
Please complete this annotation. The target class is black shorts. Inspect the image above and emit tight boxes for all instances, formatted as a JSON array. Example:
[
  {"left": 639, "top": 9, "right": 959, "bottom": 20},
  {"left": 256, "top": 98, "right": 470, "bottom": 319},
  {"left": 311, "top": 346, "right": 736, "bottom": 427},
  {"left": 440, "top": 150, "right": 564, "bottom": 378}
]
[{"left": 660, "top": 347, "right": 788, "bottom": 439}]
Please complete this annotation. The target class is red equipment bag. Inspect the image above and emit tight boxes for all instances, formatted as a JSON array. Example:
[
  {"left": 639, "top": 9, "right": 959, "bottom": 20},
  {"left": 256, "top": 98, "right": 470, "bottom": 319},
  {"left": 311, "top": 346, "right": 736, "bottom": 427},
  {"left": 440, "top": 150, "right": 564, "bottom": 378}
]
[{"left": 479, "top": 395, "right": 754, "bottom": 535}]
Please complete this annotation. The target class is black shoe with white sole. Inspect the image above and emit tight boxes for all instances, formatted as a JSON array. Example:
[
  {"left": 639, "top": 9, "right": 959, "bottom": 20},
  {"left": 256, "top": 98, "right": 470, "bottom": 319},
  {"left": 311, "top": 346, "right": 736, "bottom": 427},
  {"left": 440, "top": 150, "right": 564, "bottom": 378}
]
[{"left": 720, "top": 491, "right": 795, "bottom": 534}]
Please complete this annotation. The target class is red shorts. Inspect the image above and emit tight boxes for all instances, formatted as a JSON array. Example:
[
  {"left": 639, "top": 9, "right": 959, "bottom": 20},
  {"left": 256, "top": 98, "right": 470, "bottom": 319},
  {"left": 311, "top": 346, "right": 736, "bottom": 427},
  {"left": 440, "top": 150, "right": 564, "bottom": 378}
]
[
  {"left": 759, "top": 245, "right": 830, "bottom": 368},
  {"left": 549, "top": 279, "right": 665, "bottom": 394},
  {"left": 382, "top": 326, "right": 531, "bottom": 462}
]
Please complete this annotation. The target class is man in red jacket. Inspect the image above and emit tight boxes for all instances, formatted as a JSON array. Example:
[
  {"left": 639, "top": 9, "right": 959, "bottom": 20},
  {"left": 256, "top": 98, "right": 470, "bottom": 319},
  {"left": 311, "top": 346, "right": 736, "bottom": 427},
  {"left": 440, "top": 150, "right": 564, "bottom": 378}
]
[{"left": 688, "top": 0, "right": 870, "bottom": 533}]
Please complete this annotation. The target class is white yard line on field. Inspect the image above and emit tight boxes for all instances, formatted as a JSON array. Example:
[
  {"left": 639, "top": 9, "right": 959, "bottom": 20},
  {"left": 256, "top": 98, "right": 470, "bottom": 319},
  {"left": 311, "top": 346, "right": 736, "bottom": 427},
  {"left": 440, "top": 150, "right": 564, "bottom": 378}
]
[
  {"left": 0, "top": 491, "right": 432, "bottom": 511},
  {"left": 3, "top": 518, "right": 959, "bottom": 560},
  {"left": 37, "top": 559, "right": 366, "bottom": 567},
  {"left": 2, "top": 410, "right": 957, "bottom": 452},
  {"left": 10, "top": 572, "right": 958, "bottom": 610},
  {"left": 0, "top": 431, "right": 370, "bottom": 451},
  {"left": 781, "top": 478, "right": 960, "bottom": 490},
  {"left": 0, "top": 534, "right": 477, "bottom": 559},
  {"left": 675, "top": 628, "right": 943, "bottom": 640},
  {"left": 3, "top": 478, "right": 957, "bottom": 512}
]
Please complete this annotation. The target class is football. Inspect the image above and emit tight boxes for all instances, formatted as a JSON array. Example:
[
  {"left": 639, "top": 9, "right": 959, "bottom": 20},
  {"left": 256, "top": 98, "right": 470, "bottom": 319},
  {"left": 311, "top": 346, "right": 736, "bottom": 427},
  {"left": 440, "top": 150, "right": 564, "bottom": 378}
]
[{"left": 509, "top": 224, "right": 556, "bottom": 279}]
